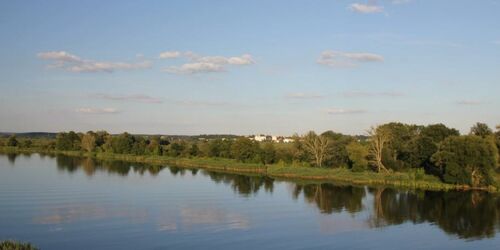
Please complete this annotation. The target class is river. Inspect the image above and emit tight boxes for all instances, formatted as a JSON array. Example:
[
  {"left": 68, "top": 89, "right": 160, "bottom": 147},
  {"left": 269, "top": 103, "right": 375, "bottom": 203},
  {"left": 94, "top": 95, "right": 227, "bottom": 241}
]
[{"left": 0, "top": 153, "right": 499, "bottom": 249}]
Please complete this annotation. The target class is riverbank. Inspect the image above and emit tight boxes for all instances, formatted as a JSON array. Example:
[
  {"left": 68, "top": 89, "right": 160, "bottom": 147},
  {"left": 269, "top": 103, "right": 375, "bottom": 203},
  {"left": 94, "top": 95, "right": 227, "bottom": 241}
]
[{"left": 0, "top": 147, "right": 497, "bottom": 192}]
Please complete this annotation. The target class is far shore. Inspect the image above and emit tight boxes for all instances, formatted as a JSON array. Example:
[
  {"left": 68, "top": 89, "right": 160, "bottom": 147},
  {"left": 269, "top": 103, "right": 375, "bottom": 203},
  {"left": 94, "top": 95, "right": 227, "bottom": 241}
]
[{"left": 1, "top": 147, "right": 497, "bottom": 193}]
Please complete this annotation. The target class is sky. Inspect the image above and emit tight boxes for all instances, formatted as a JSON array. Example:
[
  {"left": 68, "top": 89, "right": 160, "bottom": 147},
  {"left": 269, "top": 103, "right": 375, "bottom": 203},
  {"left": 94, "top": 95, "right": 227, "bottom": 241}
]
[{"left": 0, "top": 0, "right": 499, "bottom": 135}]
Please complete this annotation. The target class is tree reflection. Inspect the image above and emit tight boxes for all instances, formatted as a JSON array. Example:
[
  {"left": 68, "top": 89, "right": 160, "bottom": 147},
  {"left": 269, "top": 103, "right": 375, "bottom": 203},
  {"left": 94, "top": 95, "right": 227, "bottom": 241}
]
[
  {"left": 202, "top": 171, "right": 274, "bottom": 196},
  {"left": 293, "top": 183, "right": 365, "bottom": 214},
  {"left": 54, "top": 154, "right": 166, "bottom": 176},
  {"left": 368, "top": 188, "right": 500, "bottom": 239}
]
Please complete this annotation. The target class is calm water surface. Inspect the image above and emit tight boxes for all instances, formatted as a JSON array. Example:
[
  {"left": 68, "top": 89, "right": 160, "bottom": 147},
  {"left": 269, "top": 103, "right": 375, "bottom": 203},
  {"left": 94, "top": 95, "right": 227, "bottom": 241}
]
[{"left": 1, "top": 153, "right": 499, "bottom": 249}]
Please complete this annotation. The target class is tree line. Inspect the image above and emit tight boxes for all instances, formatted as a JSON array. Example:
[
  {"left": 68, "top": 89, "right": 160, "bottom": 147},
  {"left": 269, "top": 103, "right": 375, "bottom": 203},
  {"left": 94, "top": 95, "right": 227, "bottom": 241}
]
[{"left": 1, "top": 122, "right": 499, "bottom": 187}]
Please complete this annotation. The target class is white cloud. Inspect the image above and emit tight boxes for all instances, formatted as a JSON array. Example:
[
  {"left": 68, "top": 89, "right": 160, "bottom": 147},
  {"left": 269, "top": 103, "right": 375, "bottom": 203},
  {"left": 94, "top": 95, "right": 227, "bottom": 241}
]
[
  {"left": 76, "top": 107, "right": 119, "bottom": 114},
  {"left": 318, "top": 50, "right": 384, "bottom": 68},
  {"left": 159, "top": 51, "right": 181, "bottom": 59},
  {"left": 37, "top": 51, "right": 81, "bottom": 62},
  {"left": 37, "top": 51, "right": 152, "bottom": 73},
  {"left": 391, "top": 0, "right": 412, "bottom": 4},
  {"left": 492, "top": 40, "right": 500, "bottom": 45},
  {"left": 163, "top": 53, "right": 255, "bottom": 74},
  {"left": 327, "top": 108, "right": 367, "bottom": 115},
  {"left": 286, "top": 93, "right": 325, "bottom": 99},
  {"left": 457, "top": 100, "right": 482, "bottom": 105},
  {"left": 92, "top": 94, "right": 162, "bottom": 103},
  {"left": 342, "top": 91, "right": 404, "bottom": 98},
  {"left": 349, "top": 3, "right": 384, "bottom": 13},
  {"left": 164, "top": 62, "right": 225, "bottom": 74}
]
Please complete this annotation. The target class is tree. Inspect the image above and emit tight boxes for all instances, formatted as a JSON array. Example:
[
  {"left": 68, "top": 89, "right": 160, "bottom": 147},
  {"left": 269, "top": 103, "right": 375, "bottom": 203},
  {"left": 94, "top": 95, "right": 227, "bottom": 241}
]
[
  {"left": 470, "top": 122, "right": 493, "bottom": 138},
  {"left": 21, "top": 139, "right": 33, "bottom": 148},
  {"left": 421, "top": 123, "right": 460, "bottom": 143},
  {"left": 407, "top": 135, "right": 438, "bottom": 170},
  {"left": 367, "top": 126, "right": 390, "bottom": 173},
  {"left": 147, "top": 136, "right": 163, "bottom": 156},
  {"left": 167, "top": 141, "right": 186, "bottom": 157},
  {"left": 261, "top": 142, "right": 276, "bottom": 164},
  {"left": 6, "top": 134, "right": 18, "bottom": 147},
  {"left": 321, "top": 131, "right": 353, "bottom": 168},
  {"left": 231, "top": 137, "right": 260, "bottom": 163},
  {"left": 377, "top": 122, "right": 420, "bottom": 170},
  {"left": 81, "top": 132, "right": 97, "bottom": 152},
  {"left": 208, "top": 139, "right": 232, "bottom": 158},
  {"left": 346, "top": 141, "right": 369, "bottom": 172},
  {"left": 55, "top": 131, "right": 81, "bottom": 151},
  {"left": 431, "top": 135, "right": 497, "bottom": 186},
  {"left": 301, "top": 131, "right": 331, "bottom": 167},
  {"left": 109, "top": 132, "right": 135, "bottom": 154},
  {"left": 188, "top": 143, "right": 200, "bottom": 157}
]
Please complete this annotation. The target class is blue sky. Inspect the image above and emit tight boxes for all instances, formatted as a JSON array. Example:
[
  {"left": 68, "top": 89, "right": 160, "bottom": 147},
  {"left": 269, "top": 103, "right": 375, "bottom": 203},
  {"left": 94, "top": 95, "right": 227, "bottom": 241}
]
[{"left": 0, "top": 0, "right": 499, "bottom": 135}]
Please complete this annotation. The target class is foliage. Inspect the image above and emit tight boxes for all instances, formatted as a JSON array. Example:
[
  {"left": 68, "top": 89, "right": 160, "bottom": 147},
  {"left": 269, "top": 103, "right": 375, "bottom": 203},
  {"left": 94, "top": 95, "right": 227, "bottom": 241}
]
[
  {"left": 432, "top": 135, "right": 498, "bottom": 186},
  {"left": 55, "top": 131, "right": 81, "bottom": 151},
  {"left": 7, "top": 135, "right": 18, "bottom": 147},
  {"left": 230, "top": 137, "right": 261, "bottom": 163},
  {"left": 346, "top": 141, "right": 369, "bottom": 172},
  {"left": 470, "top": 122, "right": 493, "bottom": 138},
  {"left": 321, "top": 131, "right": 353, "bottom": 168}
]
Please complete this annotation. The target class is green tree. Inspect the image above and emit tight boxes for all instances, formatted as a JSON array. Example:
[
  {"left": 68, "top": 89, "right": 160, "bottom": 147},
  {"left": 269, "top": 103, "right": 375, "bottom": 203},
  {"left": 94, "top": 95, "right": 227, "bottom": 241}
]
[
  {"left": 7, "top": 134, "right": 18, "bottom": 147},
  {"left": 421, "top": 123, "right": 460, "bottom": 143},
  {"left": 231, "top": 137, "right": 260, "bottom": 162},
  {"left": 261, "top": 142, "right": 277, "bottom": 164},
  {"left": 321, "top": 131, "right": 353, "bottom": 168},
  {"left": 470, "top": 122, "right": 493, "bottom": 138},
  {"left": 432, "top": 135, "right": 498, "bottom": 186},
  {"left": 346, "top": 141, "right": 369, "bottom": 172},
  {"left": 408, "top": 135, "right": 438, "bottom": 170},
  {"left": 147, "top": 136, "right": 163, "bottom": 156},
  {"left": 188, "top": 143, "right": 200, "bottom": 157},
  {"left": 167, "top": 141, "right": 186, "bottom": 157},
  {"left": 208, "top": 139, "right": 232, "bottom": 158},
  {"left": 377, "top": 122, "right": 420, "bottom": 170},
  {"left": 21, "top": 139, "right": 33, "bottom": 148},
  {"left": 109, "top": 132, "right": 135, "bottom": 154},
  {"left": 55, "top": 131, "right": 81, "bottom": 151}
]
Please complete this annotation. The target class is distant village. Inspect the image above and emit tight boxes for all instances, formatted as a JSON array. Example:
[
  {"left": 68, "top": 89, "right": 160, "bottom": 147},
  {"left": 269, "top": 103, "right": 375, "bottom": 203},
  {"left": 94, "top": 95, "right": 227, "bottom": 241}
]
[
  {"left": 192, "top": 134, "right": 295, "bottom": 143},
  {"left": 248, "top": 135, "right": 295, "bottom": 143}
]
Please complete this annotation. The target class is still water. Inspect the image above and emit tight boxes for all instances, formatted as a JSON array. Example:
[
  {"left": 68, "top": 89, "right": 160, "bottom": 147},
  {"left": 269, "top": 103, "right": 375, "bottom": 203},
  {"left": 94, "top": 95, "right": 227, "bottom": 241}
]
[{"left": 1, "top": 153, "right": 499, "bottom": 249}]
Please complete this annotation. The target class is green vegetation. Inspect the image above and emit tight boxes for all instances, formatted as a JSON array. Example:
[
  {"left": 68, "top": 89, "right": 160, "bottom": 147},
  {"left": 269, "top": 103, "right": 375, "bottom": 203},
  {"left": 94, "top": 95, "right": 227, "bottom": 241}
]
[
  {"left": 0, "top": 240, "right": 38, "bottom": 250},
  {"left": 1, "top": 122, "right": 499, "bottom": 191}
]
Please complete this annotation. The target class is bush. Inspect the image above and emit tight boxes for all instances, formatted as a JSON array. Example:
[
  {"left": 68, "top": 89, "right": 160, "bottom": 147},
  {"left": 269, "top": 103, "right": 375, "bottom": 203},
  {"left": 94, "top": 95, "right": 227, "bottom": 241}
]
[{"left": 432, "top": 136, "right": 498, "bottom": 186}]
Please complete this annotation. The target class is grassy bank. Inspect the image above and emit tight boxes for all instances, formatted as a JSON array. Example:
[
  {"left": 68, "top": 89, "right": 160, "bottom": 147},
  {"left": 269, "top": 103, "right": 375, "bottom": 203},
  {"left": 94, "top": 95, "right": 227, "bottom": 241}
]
[{"left": 0, "top": 147, "right": 497, "bottom": 192}]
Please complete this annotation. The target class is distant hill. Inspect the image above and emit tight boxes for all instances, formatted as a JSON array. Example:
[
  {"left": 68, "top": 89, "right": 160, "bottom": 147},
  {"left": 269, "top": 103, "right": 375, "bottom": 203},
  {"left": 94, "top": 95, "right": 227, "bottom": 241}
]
[
  {"left": 0, "top": 132, "right": 241, "bottom": 141},
  {"left": 0, "top": 132, "right": 58, "bottom": 139}
]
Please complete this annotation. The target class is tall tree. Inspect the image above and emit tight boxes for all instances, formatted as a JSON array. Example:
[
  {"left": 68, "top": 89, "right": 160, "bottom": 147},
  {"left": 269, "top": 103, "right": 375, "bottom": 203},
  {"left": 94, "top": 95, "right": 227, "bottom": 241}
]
[
  {"left": 368, "top": 126, "right": 390, "bottom": 173},
  {"left": 81, "top": 132, "right": 97, "bottom": 152},
  {"left": 301, "top": 131, "right": 331, "bottom": 167},
  {"left": 470, "top": 122, "right": 493, "bottom": 138}
]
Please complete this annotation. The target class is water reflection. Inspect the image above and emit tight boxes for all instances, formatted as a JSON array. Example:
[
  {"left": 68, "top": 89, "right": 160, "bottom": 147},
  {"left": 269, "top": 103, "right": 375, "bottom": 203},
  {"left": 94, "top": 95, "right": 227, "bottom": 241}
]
[
  {"left": 1, "top": 153, "right": 499, "bottom": 240},
  {"left": 293, "top": 184, "right": 365, "bottom": 214},
  {"left": 53, "top": 154, "right": 166, "bottom": 176}
]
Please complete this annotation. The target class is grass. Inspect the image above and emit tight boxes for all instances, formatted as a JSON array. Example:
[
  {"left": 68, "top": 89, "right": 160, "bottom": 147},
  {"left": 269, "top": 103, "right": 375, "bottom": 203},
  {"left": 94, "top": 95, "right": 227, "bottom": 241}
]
[
  {"left": 0, "top": 240, "right": 38, "bottom": 250},
  {"left": 0, "top": 146, "right": 497, "bottom": 192}
]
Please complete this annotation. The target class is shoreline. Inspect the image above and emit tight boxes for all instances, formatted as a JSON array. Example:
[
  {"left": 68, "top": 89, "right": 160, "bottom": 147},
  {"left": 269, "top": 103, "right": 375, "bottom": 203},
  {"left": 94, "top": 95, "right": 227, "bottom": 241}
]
[{"left": 0, "top": 147, "right": 497, "bottom": 193}]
